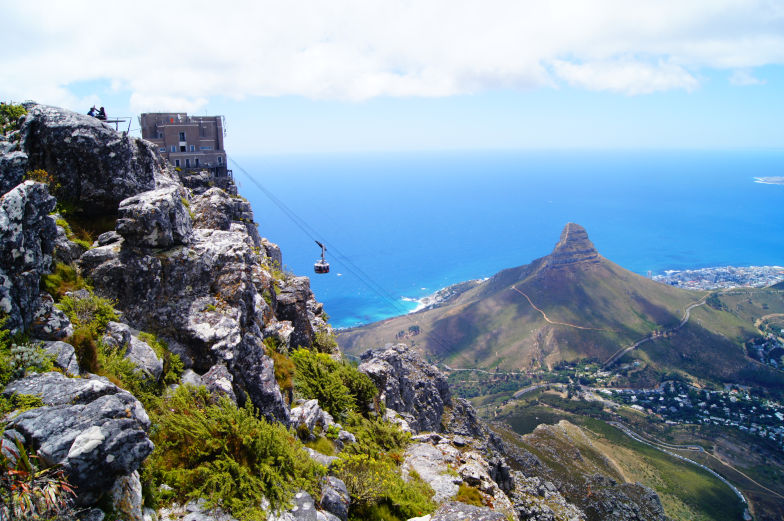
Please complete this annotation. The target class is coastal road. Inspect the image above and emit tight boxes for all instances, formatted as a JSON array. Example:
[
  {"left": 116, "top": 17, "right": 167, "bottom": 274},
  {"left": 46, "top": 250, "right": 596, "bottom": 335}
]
[{"left": 602, "top": 296, "right": 707, "bottom": 368}]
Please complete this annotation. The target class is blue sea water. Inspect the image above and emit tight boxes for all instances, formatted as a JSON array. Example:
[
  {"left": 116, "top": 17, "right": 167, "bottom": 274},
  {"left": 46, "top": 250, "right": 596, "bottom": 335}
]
[{"left": 231, "top": 150, "right": 784, "bottom": 329}]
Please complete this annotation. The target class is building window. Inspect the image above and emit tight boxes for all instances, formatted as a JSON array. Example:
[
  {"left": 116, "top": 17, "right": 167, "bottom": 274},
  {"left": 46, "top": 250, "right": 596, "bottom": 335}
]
[
  {"left": 180, "top": 145, "right": 186, "bottom": 152},
  {"left": 200, "top": 146, "right": 212, "bottom": 150},
  {"left": 175, "top": 159, "right": 180, "bottom": 167},
  {"left": 186, "top": 159, "right": 190, "bottom": 168},
  {"left": 170, "top": 145, "right": 176, "bottom": 153},
  {"left": 190, "top": 145, "right": 195, "bottom": 152},
  {"left": 179, "top": 132, "right": 186, "bottom": 141},
  {"left": 159, "top": 147, "right": 166, "bottom": 152},
  {"left": 218, "top": 156, "right": 223, "bottom": 164},
  {"left": 195, "top": 158, "right": 200, "bottom": 167}
]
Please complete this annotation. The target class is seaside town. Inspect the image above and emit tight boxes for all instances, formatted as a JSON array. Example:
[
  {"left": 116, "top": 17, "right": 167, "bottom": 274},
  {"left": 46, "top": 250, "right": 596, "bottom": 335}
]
[{"left": 652, "top": 265, "right": 784, "bottom": 290}]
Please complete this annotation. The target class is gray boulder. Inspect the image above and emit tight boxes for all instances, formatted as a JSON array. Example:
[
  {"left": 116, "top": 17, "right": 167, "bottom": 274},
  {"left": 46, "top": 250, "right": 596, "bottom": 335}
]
[
  {"left": 290, "top": 399, "right": 335, "bottom": 440},
  {"left": 42, "top": 340, "right": 80, "bottom": 375},
  {"left": 110, "top": 470, "right": 144, "bottom": 521},
  {"left": 14, "top": 103, "right": 175, "bottom": 214},
  {"left": 430, "top": 502, "right": 507, "bottom": 521},
  {"left": 0, "top": 149, "right": 28, "bottom": 196},
  {"left": 2, "top": 372, "right": 153, "bottom": 505},
  {"left": 0, "top": 181, "right": 57, "bottom": 332},
  {"left": 202, "top": 363, "right": 237, "bottom": 402},
  {"left": 30, "top": 293, "right": 73, "bottom": 340},
  {"left": 159, "top": 499, "right": 238, "bottom": 521},
  {"left": 52, "top": 218, "right": 87, "bottom": 264},
  {"left": 359, "top": 344, "right": 451, "bottom": 433},
  {"left": 319, "top": 477, "right": 349, "bottom": 521},
  {"left": 116, "top": 186, "right": 193, "bottom": 247},
  {"left": 102, "top": 321, "right": 163, "bottom": 380}
]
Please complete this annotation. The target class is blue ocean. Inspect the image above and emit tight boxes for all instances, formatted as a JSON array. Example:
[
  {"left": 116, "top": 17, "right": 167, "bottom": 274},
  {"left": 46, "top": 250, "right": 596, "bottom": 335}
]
[{"left": 231, "top": 150, "right": 784, "bottom": 329}]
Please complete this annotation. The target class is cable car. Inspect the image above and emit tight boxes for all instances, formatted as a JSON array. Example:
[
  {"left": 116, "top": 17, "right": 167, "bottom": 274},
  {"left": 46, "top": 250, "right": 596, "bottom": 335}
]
[{"left": 314, "top": 240, "right": 329, "bottom": 274}]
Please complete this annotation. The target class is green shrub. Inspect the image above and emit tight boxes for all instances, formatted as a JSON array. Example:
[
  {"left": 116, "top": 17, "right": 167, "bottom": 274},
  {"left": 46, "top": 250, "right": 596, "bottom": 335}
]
[
  {"left": 334, "top": 453, "right": 435, "bottom": 521},
  {"left": 264, "top": 338, "right": 294, "bottom": 402},
  {"left": 58, "top": 292, "right": 117, "bottom": 373},
  {"left": 58, "top": 291, "right": 118, "bottom": 334},
  {"left": 341, "top": 411, "right": 411, "bottom": 458},
  {"left": 313, "top": 330, "right": 338, "bottom": 354},
  {"left": 305, "top": 436, "right": 335, "bottom": 456},
  {"left": 291, "top": 348, "right": 377, "bottom": 421},
  {"left": 138, "top": 332, "right": 183, "bottom": 386},
  {"left": 0, "top": 103, "right": 26, "bottom": 135},
  {"left": 0, "top": 329, "right": 54, "bottom": 387},
  {"left": 70, "top": 326, "right": 100, "bottom": 373},
  {"left": 453, "top": 483, "right": 486, "bottom": 507},
  {"left": 40, "top": 262, "right": 90, "bottom": 300},
  {"left": 142, "top": 385, "right": 324, "bottom": 519},
  {"left": 0, "top": 393, "right": 45, "bottom": 416}
]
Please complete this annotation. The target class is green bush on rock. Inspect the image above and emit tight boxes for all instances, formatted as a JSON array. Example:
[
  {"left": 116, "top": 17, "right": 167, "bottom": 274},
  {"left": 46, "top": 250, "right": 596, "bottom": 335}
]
[
  {"left": 142, "top": 385, "right": 324, "bottom": 519},
  {"left": 291, "top": 348, "right": 377, "bottom": 421}
]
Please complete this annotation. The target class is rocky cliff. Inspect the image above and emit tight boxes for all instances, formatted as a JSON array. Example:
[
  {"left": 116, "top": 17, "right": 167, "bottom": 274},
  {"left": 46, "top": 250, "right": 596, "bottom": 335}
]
[{"left": 0, "top": 103, "right": 667, "bottom": 521}]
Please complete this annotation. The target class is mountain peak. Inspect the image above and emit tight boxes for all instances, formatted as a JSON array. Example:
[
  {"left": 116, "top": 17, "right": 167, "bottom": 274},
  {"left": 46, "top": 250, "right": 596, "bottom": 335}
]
[{"left": 547, "top": 222, "right": 600, "bottom": 267}]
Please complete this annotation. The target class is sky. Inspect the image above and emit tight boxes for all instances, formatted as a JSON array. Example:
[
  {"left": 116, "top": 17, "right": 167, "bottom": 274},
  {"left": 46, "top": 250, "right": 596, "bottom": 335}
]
[{"left": 2, "top": 0, "right": 784, "bottom": 154}]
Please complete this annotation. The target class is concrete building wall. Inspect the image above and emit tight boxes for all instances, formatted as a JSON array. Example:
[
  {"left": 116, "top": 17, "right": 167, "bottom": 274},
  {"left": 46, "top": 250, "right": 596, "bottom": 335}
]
[{"left": 139, "top": 113, "right": 229, "bottom": 175}]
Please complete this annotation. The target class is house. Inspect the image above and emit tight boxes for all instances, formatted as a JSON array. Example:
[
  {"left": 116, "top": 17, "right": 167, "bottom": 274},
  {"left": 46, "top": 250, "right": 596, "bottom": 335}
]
[{"left": 139, "top": 113, "right": 230, "bottom": 177}]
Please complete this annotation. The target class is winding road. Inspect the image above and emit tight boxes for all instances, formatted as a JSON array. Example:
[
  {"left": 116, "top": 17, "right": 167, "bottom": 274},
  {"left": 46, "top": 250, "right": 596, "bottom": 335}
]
[{"left": 602, "top": 296, "right": 708, "bottom": 368}]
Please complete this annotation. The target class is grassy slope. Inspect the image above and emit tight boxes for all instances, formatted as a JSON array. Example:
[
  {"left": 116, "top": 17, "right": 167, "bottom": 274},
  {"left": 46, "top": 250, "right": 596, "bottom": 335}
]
[{"left": 494, "top": 414, "right": 746, "bottom": 521}]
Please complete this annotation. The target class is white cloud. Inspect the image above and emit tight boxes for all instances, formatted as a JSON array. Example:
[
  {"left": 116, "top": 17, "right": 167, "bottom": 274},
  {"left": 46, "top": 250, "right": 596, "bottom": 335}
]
[
  {"left": 729, "top": 69, "right": 766, "bottom": 86},
  {"left": 552, "top": 60, "right": 699, "bottom": 95},
  {"left": 1, "top": 0, "right": 783, "bottom": 107}
]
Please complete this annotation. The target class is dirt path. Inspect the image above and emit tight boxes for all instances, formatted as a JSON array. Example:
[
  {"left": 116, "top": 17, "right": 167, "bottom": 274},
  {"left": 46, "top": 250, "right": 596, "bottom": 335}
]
[{"left": 509, "top": 285, "right": 616, "bottom": 332}]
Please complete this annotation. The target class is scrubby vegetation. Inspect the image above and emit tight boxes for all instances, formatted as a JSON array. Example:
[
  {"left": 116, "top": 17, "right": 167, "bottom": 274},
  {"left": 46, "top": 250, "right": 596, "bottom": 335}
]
[
  {"left": 40, "top": 262, "right": 90, "bottom": 300},
  {"left": 0, "top": 102, "right": 26, "bottom": 135},
  {"left": 142, "top": 385, "right": 324, "bottom": 519},
  {"left": 453, "top": 483, "right": 486, "bottom": 507},
  {"left": 58, "top": 291, "right": 118, "bottom": 373},
  {"left": 333, "top": 454, "right": 435, "bottom": 521},
  {"left": 292, "top": 348, "right": 377, "bottom": 421}
]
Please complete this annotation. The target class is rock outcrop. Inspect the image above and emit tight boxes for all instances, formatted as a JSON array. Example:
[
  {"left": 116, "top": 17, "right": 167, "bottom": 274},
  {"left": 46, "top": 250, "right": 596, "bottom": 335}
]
[
  {"left": 544, "top": 222, "right": 600, "bottom": 270},
  {"left": 2, "top": 372, "right": 153, "bottom": 505},
  {"left": 0, "top": 181, "right": 57, "bottom": 332},
  {"left": 359, "top": 344, "right": 452, "bottom": 433},
  {"left": 6, "top": 103, "right": 175, "bottom": 214}
]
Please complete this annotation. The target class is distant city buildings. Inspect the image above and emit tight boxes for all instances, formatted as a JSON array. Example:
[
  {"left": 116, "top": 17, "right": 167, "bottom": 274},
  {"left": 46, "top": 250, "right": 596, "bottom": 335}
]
[
  {"left": 139, "top": 113, "right": 230, "bottom": 177},
  {"left": 652, "top": 265, "right": 784, "bottom": 290}
]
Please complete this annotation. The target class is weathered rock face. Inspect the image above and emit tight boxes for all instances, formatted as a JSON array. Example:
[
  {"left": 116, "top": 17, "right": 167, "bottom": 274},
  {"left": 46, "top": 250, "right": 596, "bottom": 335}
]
[
  {"left": 116, "top": 186, "right": 193, "bottom": 247},
  {"left": 30, "top": 293, "right": 73, "bottom": 340},
  {"left": 11, "top": 103, "right": 175, "bottom": 214},
  {"left": 0, "top": 181, "right": 57, "bottom": 332},
  {"left": 2, "top": 372, "right": 153, "bottom": 505},
  {"left": 358, "top": 344, "right": 452, "bottom": 433},
  {"left": 79, "top": 220, "right": 297, "bottom": 422},
  {"left": 102, "top": 321, "right": 163, "bottom": 381},
  {"left": 290, "top": 399, "right": 335, "bottom": 440}
]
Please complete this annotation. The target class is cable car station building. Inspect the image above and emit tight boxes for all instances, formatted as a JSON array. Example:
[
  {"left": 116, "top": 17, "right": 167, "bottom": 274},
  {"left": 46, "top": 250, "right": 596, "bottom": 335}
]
[{"left": 139, "top": 113, "right": 231, "bottom": 177}]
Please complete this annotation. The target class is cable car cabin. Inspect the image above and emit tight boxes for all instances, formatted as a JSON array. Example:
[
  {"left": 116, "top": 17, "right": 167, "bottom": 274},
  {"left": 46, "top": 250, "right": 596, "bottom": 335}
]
[{"left": 314, "top": 240, "right": 329, "bottom": 274}]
